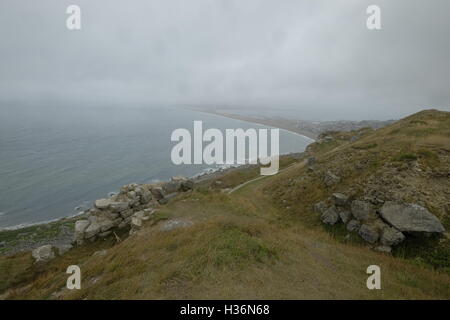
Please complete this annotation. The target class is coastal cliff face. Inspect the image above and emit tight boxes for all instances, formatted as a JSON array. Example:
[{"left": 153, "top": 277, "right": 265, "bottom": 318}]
[{"left": 0, "top": 110, "right": 449, "bottom": 299}]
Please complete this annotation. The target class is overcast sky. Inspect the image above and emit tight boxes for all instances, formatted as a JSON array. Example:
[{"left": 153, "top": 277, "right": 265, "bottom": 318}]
[{"left": 0, "top": 0, "right": 449, "bottom": 120}]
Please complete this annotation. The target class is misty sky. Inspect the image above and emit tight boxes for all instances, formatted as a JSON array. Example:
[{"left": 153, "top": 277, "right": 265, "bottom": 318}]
[{"left": 0, "top": 0, "right": 449, "bottom": 120}]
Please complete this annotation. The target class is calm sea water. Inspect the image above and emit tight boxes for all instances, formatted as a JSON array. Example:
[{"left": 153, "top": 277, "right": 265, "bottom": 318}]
[{"left": 0, "top": 105, "right": 313, "bottom": 229}]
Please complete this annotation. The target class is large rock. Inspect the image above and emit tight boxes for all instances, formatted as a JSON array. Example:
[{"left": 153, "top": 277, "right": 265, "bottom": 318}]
[
  {"left": 321, "top": 206, "right": 340, "bottom": 225},
  {"left": 380, "top": 202, "right": 445, "bottom": 233},
  {"left": 307, "top": 157, "right": 317, "bottom": 172},
  {"left": 94, "top": 198, "right": 112, "bottom": 210},
  {"left": 32, "top": 245, "right": 55, "bottom": 263},
  {"left": 358, "top": 224, "right": 379, "bottom": 243},
  {"left": 351, "top": 200, "right": 377, "bottom": 221},
  {"left": 380, "top": 226, "right": 405, "bottom": 246}
]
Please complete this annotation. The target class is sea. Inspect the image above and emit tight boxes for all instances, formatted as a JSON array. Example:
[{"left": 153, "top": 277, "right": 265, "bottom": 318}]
[{"left": 0, "top": 104, "right": 313, "bottom": 229}]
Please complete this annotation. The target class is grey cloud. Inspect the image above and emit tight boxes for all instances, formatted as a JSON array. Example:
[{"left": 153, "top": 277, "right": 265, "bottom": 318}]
[{"left": 0, "top": 0, "right": 449, "bottom": 120}]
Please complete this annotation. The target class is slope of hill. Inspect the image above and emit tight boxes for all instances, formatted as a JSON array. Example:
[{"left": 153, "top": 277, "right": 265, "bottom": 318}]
[{"left": 0, "top": 110, "right": 449, "bottom": 300}]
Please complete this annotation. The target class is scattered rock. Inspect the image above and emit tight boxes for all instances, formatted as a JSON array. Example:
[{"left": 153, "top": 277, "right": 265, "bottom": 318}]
[
  {"left": 358, "top": 224, "right": 379, "bottom": 243},
  {"left": 92, "top": 249, "right": 107, "bottom": 257},
  {"left": 160, "top": 219, "right": 193, "bottom": 231},
  {"left": 321, "top": 206, "right": 340, "bottom": 225},
  {"left": 323, "top": 171, "right": 341, "bottom": 187},
  {"left": 32, "top": 245, "right": 55, "bottom": 263},
  {"left": 380, "top": 202, "right": 445, "bottom": 233},
  {"left": 313, "top": 201, "right": 327, "bottom": 214}
]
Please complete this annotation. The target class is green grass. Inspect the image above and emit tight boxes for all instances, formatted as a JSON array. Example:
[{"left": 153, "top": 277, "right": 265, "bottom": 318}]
[
  {"left": 395, "top": 153, "right": 418, "bottom": 162},
  {"left": 352, "top": 143, "right": 378, "bottom": 150}
]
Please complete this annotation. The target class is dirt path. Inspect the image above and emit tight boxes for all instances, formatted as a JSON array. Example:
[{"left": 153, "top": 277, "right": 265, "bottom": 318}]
[{"left": 228, "top": 161, "right": 304, "bottom": 195}]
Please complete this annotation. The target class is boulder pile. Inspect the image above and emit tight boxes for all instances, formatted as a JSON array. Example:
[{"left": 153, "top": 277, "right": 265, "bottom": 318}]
[
  {"left": 315, "top": 193, "right": 445, "bottom": 253},
  {"left": 73, "top": 176, "right": 194, "bottom": 245}
]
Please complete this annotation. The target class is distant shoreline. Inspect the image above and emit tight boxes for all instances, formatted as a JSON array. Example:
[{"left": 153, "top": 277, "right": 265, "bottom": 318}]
[{"left": 186, "top": 108, "right": 318, "bottom": 140}]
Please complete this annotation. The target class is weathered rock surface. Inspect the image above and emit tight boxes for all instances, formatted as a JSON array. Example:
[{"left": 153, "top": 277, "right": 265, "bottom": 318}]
[
  {"left": 84, "top": 222, "right": 101, "bottom": 239},
  {"left": 333, "top": 193, "right": 349, "bottom": 206},
  {"left": 380, "top": 226, "right": 405, "bottom": 246},
  {"left": 94, "top": 198, "right": 112, "bottom": 209},
  {"left": 380, "top": 201, "right": 445, "bottom": 233},
  {"left": 358, "top": 224, "right": 379, "bottom": 243},
  {"left": 313, "top": 201, "right": 327, "bottom": 214},
  {"left": 323, "top": 171, "right": 341, "bottom": 187},
  {"left": 73, "top": 177, "right": 195, "bottom": 245},
  {"left": 346, "top": 219, "right": 361, "bottom": 232},
  {"left": 159, "top": 192, "right": 179, "bottom": 205},
  {"left": 321, "top": 206, "right": 340, "bottom": 225},
  {"left": 32, "top": 245, "right": 55, "bottom": 263},
  {"left": 351, "top": 200, "right": 377, "bottom": 221},
  {"left": 338, "top": 209, "right": 352, "bottom": 224}
]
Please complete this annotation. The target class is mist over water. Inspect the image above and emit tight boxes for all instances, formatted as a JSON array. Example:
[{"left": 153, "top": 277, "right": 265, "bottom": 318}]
[{"left": 0, "top": 105, "right": 312, "bottom": 228}]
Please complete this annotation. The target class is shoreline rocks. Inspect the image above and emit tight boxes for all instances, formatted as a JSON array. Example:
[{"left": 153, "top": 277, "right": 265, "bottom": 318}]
[{"left": 72, "top": 176, "right": 194, "bottom": 245}]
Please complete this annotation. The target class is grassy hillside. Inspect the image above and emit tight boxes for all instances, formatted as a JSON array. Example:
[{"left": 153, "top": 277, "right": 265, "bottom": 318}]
[{"left": 1, "top": 110, "right": 449, "bottom": 299}]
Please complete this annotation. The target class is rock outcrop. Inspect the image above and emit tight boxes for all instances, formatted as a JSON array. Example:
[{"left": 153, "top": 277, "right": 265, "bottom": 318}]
[
  {"left": 314, "top": 191, "right": 447, "bottom": 252},
  {"left": 380, "top": 202, "right": 445, "bottom": 233},
  {"left": 73, "top": 177, "right": 194, "bottom": 245}
]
